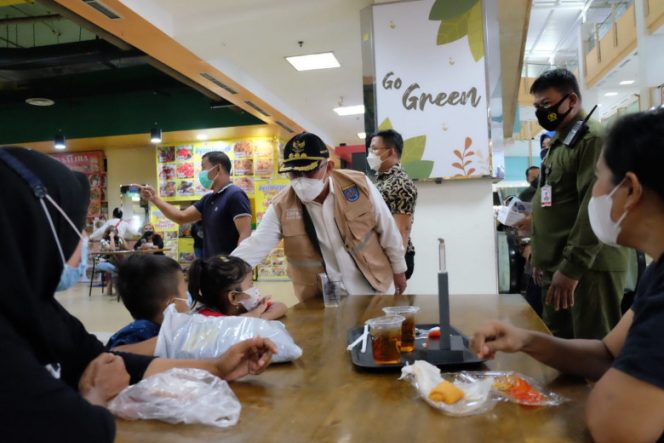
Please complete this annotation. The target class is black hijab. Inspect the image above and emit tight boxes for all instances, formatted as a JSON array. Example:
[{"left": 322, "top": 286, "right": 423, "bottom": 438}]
[{"left": 0, "top": 147, "right": 102, "bottom": 385}]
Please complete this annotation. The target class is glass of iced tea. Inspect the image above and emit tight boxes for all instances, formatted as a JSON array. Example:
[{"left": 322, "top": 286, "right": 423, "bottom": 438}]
[
  {"left": 382, "top": 306, "right": 420, "bottom": 353},
  {"left": 365, "top": 315, "right": 405, "bottom": 364}
]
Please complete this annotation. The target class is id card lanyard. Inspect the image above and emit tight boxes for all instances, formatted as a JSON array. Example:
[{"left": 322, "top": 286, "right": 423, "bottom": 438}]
[{"left": 539, "top": 145, "right": 557, "bottom": 208}]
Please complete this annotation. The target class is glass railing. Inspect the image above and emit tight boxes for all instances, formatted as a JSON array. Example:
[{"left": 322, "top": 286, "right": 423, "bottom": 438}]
[{"left": 584, "top": 0, "right": 634, "bottom": 53}]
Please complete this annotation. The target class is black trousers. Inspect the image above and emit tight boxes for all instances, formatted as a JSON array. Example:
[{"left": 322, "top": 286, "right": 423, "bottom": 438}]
[{"left": 405, "top": 251, "right": 415, "bottom": 280}]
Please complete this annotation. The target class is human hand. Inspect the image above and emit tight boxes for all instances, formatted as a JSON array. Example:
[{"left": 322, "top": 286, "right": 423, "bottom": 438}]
[
  {"left": 214, "top": 337, "right": 277, "bottom": 381},
  {"left": 513, "top": 215, "right": 532, "bottom": 235},
  {"left": 245, "top": 299, "right": 269, "bottom": 317},
  {"left": 79, "top": 353, "right": 130, "bottom": 407},
  {"left": 139, "top": 185, "right": 157, "bottom": 202},
  {"left": 393, "top": 272, "right": 407, "bottom": 295},
  {"left": 545, "top": 271, "right": 578, "bottom": 311},
  {"left": 532, "top": 266, "right": 543, "bottom": 286},
  {"left": 470, "top": 320, "right": 530, "bottom": 359}
]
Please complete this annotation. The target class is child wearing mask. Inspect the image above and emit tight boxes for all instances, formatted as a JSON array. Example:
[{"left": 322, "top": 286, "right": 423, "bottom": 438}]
[
  {"left": 188, "top": 255, "right": 287, "bottom": 320},
  {"left": 107, "top": 254, "right": 189, "bottom": 349}
]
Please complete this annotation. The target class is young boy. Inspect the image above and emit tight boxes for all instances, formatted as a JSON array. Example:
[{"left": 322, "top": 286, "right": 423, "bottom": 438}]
[{"left": 107, "top": 254, "right": 188, "bottom": 349}]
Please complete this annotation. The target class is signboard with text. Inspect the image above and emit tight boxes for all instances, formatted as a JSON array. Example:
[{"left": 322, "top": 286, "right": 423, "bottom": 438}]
[{"left": 372, "top": 0, "right": 491, "bottom": 180}]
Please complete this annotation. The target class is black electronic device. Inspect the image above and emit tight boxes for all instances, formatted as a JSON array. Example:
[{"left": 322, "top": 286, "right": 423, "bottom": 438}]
[{"left": 563, "top": 104, "right": 598, "bottom": 148}]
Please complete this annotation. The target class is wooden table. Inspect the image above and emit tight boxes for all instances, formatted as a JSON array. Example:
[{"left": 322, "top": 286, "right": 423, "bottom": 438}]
[{"left": 116, "top": 294, "right": 593, "bottom": 443}]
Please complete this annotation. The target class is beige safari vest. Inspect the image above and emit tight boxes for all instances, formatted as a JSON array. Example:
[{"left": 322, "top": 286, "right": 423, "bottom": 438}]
[{"left": 272, "top": 169, "right": 393, "bottom": 301}]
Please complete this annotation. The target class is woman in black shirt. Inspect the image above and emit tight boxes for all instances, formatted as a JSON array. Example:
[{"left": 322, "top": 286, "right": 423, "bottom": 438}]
[
  {"left": 134, "top": 223, "right": 164, "bottom": 254},
  {"left": 0, "top": 148, "right": 275, "bottom": 443},
  {"left": 471, "top": 109, "right": 664, "bottom": 443}
]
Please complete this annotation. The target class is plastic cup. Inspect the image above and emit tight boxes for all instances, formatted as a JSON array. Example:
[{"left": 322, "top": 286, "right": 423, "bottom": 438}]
[
  {"left": 365, "top": 315, "right": 405, "bottom": 364},
  {"left": 382, "top": 306, "right": 420, "bottom": 352},
  {"left": 320, "top": 273, "right": 344, "bottom": 308}
]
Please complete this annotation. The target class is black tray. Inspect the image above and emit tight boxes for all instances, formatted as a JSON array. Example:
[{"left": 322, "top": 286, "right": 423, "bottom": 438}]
[{"left": 347, "top": 323, "right": 484, "bottom": 370}]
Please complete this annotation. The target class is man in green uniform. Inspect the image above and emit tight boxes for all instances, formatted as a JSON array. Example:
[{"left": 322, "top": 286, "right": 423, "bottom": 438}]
[{"left": 528, "top": 69, "right": 628, "bottom": 339}]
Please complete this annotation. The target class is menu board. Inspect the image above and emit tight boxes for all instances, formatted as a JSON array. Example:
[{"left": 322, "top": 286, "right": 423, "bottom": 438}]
[
  {"left": 155, "top": 139, "right": 280, "bottom": 202},
  {"left": 254, "top": 178, "right": 290, "bottom": 279},
  {"left": 149, "top": 205, "right": 179, "bottom": 262},
  {"left": 50, "top": 151, "right": 106, "bottom": 228}
]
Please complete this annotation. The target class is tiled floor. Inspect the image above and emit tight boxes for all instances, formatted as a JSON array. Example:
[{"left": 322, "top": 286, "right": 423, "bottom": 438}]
[{"left": 56, "top": 280, "right": 298, "bottom": 343}]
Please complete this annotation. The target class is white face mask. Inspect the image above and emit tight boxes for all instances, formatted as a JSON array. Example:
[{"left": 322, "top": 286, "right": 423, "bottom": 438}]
[
  {"left": 291, "top": 176, "right": 326, "bottom": 203},
  {"left": 239, "top": 287, "right": 261, "bottom": 311},
  {"left": 588, "top": 179, "right": 628, "bottom": 247},
  {"left": 366, "top": 151, "right": 384, "bottom": 171}
]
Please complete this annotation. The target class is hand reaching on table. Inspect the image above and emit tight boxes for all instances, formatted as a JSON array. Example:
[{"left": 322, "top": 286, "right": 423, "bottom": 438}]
[
  {"left": 79, "top": 353, "right": 130, "bottom": 407},
  {"left": 214, "top": 337, "right": 277, "bottom": 381},
  {"left": 470, "top": 320, "right": 531, "bottom": 360}
]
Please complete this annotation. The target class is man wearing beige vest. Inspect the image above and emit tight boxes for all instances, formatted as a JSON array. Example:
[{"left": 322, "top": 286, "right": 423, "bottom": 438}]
[{"left": 232, "top": 132, "right": 407, "bottom": 301}]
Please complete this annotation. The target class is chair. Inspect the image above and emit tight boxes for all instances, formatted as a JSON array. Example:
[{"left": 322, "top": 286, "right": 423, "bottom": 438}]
[{"left": 88, "top": 256, "right": 115, "bottom": 297}]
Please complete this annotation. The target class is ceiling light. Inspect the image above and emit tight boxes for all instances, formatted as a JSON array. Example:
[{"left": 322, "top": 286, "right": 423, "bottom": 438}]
[
  {"left": 619, "top": 80, "right": 635, "bottom": 85},
  {"left": 150, "top": 124, "right": 162, "bottom": 144},
  {"left": 196, "top": 134, "right": 208, "bottom": 141},
  {"left": 26, "top": 97, "right": 54, "bottom": 107},
  {"left": 286, "top": 52, "right": 340, "bottom": 71},
  {"left": 54, "top": 132, "right": 66, "bottom": 150},
  {"left": 604, "top": 92, "right": 618, "bottom": 97},
  {"left": 333, "top": 105, "right": 365, "bottom": 116},
  {"left": 357, "top": 132, "right": 366, "bottom": 139}
]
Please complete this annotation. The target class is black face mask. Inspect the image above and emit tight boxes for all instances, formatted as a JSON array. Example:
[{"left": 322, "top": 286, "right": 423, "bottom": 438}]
[
  {"left": 535, "top": 94, "right": 572, "bottom": 131},
  {"left": 529, "top": 178, "right": 539, "bottom": 188}
]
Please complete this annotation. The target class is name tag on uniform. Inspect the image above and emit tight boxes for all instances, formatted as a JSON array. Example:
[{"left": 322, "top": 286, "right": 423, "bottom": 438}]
[{"left": 541, "top": 185, "right": 552, "bottom": 207}]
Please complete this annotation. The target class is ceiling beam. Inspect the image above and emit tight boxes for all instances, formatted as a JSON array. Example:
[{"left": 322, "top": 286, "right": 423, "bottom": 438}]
[
  {"left": 499, "top": 0, "right": 533, "bottom": 138},
  {"left": 41, "top": 0, "right": 304, "bottom": 139}
]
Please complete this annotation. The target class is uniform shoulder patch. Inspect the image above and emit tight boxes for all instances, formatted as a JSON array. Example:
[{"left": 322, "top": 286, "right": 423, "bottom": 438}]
[{"left": 342, "top": 184, "right": 360, "bottom": 202}]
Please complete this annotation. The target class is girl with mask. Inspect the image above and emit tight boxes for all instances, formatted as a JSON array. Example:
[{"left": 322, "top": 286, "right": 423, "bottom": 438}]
[
  {"left": 188, "top": 255, "right": 287, "bottom": 320},
  {"left": 469, "top": 109, "right": 664, "bottom": 443},
  {"left": 0, "top": 147, "right": 276, "bottom": 443}
]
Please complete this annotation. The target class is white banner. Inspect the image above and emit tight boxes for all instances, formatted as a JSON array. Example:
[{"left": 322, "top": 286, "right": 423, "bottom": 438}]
[{"left": 373, "top": 0, "right": 491, "bottom": 179}]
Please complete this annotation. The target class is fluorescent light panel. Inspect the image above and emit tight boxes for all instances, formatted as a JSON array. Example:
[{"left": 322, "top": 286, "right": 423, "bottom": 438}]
[
  {"left": 286, "top": 52, "right": 340, "bottom": 71},
  {"left": 604, "top": 92, "right": 618, "bottom": 97},
  {"left": 333, "top": 105, "right": 365, "bottom": 116},
  {"left": 619, "top": 80, "right": 635, "bottom": 85}
]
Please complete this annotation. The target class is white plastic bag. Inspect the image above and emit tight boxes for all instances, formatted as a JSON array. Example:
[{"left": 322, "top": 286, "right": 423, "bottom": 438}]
[
  {"left": 400, "top": 361, "right": 497, "bottom": 416},
  {"left": 155, "top": 304, "right": 302, "bottom": 363},
  {"left": 108, "top": 368, "right": 241, "bottom": 428},
  {"left": 497, "top": 197, "right": 532, "bottom": 227}
]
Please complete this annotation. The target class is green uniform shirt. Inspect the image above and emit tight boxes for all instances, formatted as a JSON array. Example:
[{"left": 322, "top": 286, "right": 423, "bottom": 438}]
[{"left": 531, "top": 112, "right": 628, "bottom": 279}]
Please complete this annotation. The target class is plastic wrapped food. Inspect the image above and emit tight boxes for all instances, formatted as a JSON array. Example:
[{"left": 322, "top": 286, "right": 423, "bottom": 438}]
[
  {"left": 401, "top": 361, "right": 567, "bottom": 415},
  {"left": 490, "top": 372, "right": 566, "bottom": 406},
  {"left": 108, "top": 368, "right": 241, "bottom": 428},
  {"left": 155, "top": 304, "right": 302, "bottom": 363},
  {"left": 400, "top": 361, "right": 497, "bottom": 416}
]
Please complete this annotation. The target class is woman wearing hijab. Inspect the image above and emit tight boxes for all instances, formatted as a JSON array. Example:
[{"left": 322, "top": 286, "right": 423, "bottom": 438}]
[
  {"left": 0, "top": 147, "right": 276, "bottom": 443},
  {"left": 470, "top": 109, "right": 664, "bottom": 442}
]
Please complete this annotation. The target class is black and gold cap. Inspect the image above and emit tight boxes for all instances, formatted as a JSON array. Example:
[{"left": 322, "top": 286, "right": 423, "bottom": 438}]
[{"left": 279, "top": 132, "right": 329, "bottom": 173}]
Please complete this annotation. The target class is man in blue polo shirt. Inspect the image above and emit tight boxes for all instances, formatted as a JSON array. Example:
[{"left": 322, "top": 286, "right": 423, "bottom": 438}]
[{"left": 140, "top": 152, "right": 251, "bottom": 258}]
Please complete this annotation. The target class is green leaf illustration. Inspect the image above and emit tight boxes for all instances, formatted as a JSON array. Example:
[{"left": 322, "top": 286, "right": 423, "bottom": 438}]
[
  {"left": 378, "top": 118, "right": 393, "bottom": 130},
  {"left": 401, "top": 135, "right": 426, "bottom": 163},
  {"left": 436, "top": 13, "right": 469, "bottom": 45},
  {"left": 467, "top": 1, "right": 484, "bottom": 61},
  {"left": 403, "top": 160, "right": 434, "bottom": 179},
  {"left": 429, "top": 0, "right": 477, "bottom": 21}
]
